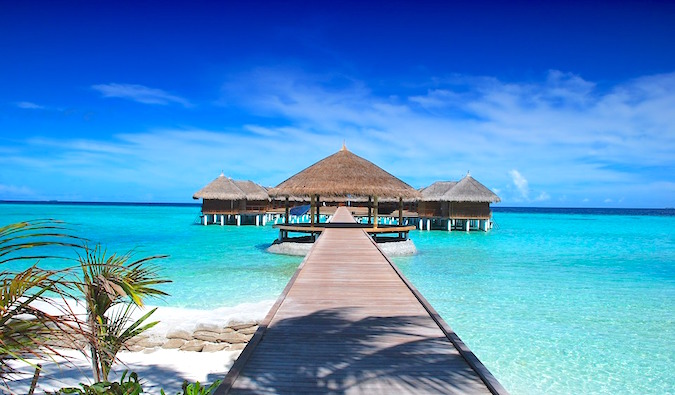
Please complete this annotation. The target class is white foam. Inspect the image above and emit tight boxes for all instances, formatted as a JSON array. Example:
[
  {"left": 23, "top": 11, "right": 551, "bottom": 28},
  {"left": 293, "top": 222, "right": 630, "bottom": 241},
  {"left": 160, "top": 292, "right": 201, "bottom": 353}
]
[
  {"left": 143, "top": 300, "right": 273, "bottom": 340},
  {"left": 377, "top": 239, "right": 417, "bottom": 256},
  {"left": 267, "top": 239, "right": 417, "bottom": 257},
  {"left": 267, "top": 242, "right": 313, "bottom": 256}
]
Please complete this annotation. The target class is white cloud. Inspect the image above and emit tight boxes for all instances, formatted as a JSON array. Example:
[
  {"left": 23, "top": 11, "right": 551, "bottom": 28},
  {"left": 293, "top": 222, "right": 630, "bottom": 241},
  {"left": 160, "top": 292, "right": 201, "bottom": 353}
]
[
  {"left": 506, "top": 170, "right": 550, "bottom": 203},
  {"left": 535, "top": 191, "right": 551, "bottom": 202},
  {"left": 3, "top": 69, "right": 674, "bottom": 206},
  {"left": 16, "top": 101, "right": 45, "bottom": 109},
  {"left": 509, "top": 169, "right": 529, "bottom": 200},
  {"left": 0, "top": 184, "right": 34, "bottom": 197},
  {"left": 92, "top": 83, "right": 191, "bottom": 106}
]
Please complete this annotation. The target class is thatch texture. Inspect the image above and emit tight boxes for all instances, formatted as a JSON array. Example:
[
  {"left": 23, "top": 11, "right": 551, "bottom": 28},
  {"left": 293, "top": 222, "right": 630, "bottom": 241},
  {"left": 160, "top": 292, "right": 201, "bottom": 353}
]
[
  {"left": 233, "top": 180, "right": 269, "bottom": 201},
  {"left": 442, "top": 174, "right": 501, "bottom": 203},
  {"left": 193, "top": 175, "right": 269, "bottom": 201},
  {"left": 193, "top": 174, "right": 246, "bottom": 200},
  {"left": 269, "top": 146, "right": 420, "bottom": 199},
  {"left": 420, "top": 181, "right": 458, "bottom": 201}
]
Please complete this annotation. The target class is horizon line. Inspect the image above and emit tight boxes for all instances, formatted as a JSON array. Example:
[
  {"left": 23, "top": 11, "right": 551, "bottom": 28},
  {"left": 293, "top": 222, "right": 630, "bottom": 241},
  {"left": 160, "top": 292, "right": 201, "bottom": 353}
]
[{"left": 1, "top": 199, "right": 672, "bottom": 211}]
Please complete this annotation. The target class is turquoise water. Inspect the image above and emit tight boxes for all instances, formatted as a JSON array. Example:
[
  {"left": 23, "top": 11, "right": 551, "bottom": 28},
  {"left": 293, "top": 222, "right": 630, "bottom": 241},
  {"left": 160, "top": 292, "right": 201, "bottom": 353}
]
[
  {"left": 2, "top": 203, "right": 673, "bottom": 394},
  {"left": 396, "top": 211, "right": 674, "bottom": 394},
  {"left": 0, "top": 203, "right": 301, "bottom": 307}
]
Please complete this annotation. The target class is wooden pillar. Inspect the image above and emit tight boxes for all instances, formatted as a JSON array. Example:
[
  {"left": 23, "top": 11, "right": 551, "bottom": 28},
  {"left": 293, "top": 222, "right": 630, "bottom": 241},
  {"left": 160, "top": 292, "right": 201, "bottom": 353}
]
[
  {"left": 368, "top": 197, "right": 372, "bottom": 224},
  {"left": 255, "top": 215, "right": 260, "bottom": 226},
  {"left": 310, "top": 195, "right": 315, "bottom": 227},
  {"left": 220, "top": 215, "right": 224, "bottom": 226},
  {"left": 316, "top": 195, "right": 321, "bottom": 224},
  {"left": 373, "top": 196, "right": 379, "bottom": 229},
  {"left": 284, "top": 197, "right": 289, "bottom": 225},
  {"left": 203, "top": 215, "right": 207, "bottom": 226},
  {"left": 398, "top": 197, "right": 403, "bottom": 225},
  {"left": 236, "top": 215, "right": 241, "bottom": 226}
]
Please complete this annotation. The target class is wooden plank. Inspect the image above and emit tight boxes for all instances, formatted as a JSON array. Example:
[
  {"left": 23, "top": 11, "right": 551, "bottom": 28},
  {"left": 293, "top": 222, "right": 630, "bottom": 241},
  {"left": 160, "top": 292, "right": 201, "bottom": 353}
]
[{"left": 215, "top": 207, "right": 508, "bottom": 395}]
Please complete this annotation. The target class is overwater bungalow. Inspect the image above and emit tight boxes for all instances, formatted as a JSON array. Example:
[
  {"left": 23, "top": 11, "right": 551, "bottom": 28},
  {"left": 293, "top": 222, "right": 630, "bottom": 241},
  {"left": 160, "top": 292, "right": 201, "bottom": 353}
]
[
  {"left": 418, "top": 173, "right": 501, "bottom": 231},
  {"left": 193, "top": 174, "right": 269, "bottom": 226},
  {"left": 267, "top": 144, "right": 420, "bottom": 245}
]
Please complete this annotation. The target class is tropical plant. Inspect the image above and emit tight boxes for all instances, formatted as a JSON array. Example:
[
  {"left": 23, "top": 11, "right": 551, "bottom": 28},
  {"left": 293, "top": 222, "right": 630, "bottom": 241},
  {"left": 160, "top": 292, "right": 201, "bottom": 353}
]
[
  {"left": 0, "top": 220, "right": 82, "bottom": 390},
  {"left": 53, "top": 370, "right": 143, "bottom": 395},
  {"left": 161, "top": 379, "right": 223, "bottom": 395},
  {"left": 75, "top": 244, "right": 170, "bottom": 382}
]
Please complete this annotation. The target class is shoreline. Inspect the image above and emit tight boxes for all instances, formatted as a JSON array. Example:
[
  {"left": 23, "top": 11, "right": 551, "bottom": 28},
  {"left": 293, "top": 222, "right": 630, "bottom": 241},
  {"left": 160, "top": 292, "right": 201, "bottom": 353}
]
[
  {"left": 8, "top": 300, "right": 274, "bottom": 394},
  {"left": 267, "top": 239, "right": 417, "bottom": 256}
]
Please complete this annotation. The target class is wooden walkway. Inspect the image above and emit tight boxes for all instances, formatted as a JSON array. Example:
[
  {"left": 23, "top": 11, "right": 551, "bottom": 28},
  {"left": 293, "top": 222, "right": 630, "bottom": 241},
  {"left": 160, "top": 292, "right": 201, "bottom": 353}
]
[{"left": 217, "top": 207, "right": 508, "bottom": 394}]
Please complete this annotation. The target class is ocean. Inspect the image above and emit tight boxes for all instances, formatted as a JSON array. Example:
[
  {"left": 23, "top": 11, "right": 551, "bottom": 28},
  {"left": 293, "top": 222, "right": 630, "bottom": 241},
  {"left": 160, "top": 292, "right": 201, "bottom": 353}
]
[{"left": 1, "top": 202, "right": 673, "bottom": 394}]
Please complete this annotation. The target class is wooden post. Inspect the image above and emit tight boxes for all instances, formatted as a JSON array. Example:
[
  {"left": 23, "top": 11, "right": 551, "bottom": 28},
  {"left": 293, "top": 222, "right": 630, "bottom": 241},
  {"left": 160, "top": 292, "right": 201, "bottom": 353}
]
[
  {"left": 373, "top": 196, "right": 379, "bottom": 229},
  {"left": 310, "top": 195, "right": 315, "bottom": 227},
  {"left": 398, "top": 197, "right": 403, "bottom": 225},
  {"left": 316, "top": 195, "right": 321, "bottom": 224},
  {"left": 236, "top": 215, "right": 241, "bottom": 226},
  {"left": 203, "top": 215, "right": 207, "bottom": 226},
  {"left": 221, "top": 215, "right": 224, "bottom": 226},
  {"left": 284, "top": 197, "right": 289, "bottom": 225},
  {"left": 368, "top": 196, "right": 372, "bottom": 224}
]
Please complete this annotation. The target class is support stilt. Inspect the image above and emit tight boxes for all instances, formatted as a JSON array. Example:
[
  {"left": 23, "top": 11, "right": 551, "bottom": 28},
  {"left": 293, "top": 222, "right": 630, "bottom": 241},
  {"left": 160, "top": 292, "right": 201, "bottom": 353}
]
[
  {"left": 284, "top": 197, "right": 290, "bottom": 225},
  {"left": 398, "top": 197, "right": 403, "bottom": 225},
  {"left": 373, "top": 196, "right": 379, "bottom": 229},
  {"left": 310, "top": 195, "right": 315, "bottom": 228}
]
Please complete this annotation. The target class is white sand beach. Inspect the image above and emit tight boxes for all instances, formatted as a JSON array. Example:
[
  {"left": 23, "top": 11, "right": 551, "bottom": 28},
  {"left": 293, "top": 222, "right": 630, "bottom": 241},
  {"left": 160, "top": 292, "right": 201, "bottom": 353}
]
[{"left": 7, "top": 300, "right": 274, "bottom": 394}]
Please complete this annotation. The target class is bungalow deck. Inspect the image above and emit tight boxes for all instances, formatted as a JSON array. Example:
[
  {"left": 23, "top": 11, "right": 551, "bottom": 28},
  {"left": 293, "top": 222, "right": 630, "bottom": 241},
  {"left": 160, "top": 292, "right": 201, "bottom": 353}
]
[{"left": 215, "top": 207, "right": 508, "bottom": 394}]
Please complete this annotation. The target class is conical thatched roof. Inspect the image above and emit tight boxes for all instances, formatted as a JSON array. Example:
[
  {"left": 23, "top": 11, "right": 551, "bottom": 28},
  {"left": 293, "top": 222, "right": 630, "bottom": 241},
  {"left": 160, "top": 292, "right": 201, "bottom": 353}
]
[
  {"left": 420, "top": 181, "right": 458, "bottom": 201},
  {"left": 269, "top": 146, "right": 420, "bottom": 199},
  {"left": 233, "top": 180, "right": 269, "bottom": 201},
  {"left": 193, "top": 174, "right": 246, "bottom": 200},
  {"left": 442, "top": 174, "right": 501, "bottom": 203}
]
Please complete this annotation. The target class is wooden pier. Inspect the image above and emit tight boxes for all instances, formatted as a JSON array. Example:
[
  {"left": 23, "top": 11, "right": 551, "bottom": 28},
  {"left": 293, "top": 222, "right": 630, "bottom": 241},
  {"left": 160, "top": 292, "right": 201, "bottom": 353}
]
[{"left": 216, "top": 207, "right": 508, "bottom": 394}]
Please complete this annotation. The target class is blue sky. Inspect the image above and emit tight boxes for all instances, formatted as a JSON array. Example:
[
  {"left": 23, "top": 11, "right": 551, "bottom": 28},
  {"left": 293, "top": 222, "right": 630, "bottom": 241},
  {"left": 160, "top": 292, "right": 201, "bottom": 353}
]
[{"left": 1, "top": 1, "right": 674, "bottom": 207}]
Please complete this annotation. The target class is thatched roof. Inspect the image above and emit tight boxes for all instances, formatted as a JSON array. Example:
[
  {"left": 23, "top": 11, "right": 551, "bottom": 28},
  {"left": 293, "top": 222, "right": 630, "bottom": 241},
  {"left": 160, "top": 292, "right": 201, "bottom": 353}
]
[
  {"left": 442, "top": 174, "right": 501, "bottom": 203},
  {"left": 233, "top": 180, "right": 269, "bottom": 201},
  {"left": 420, "top": 181, "right": 458, "bottom": 201},
  {"left": 268, "top": 146, "right": 420, "bottom": 199},
  {"left": 193, "top": 175, "right": 269, "bottom": 201},
  {"left": 193, "top": 174, "right": 246, "bottom": 200}
]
